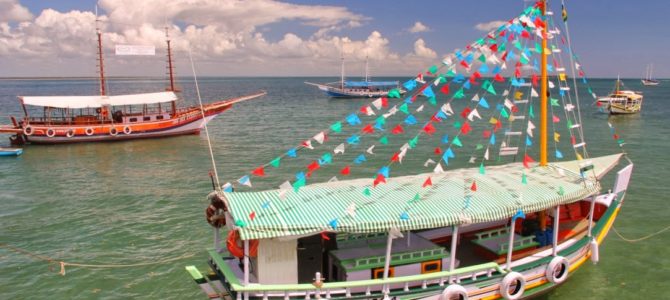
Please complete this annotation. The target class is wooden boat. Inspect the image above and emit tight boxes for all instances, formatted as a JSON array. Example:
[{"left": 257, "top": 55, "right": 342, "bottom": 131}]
[
  {"left": 597, "top": 78, "right": 643, "bottom": 114},
  {"left": 187, "top": 2, "right": 634, "bottom": 299},
  {"left": 0, "top": 147, "right": 22, "bottom": 156},
  {"left": 641, "top": 64, "right": 660, "bottom": 86},
  {"left": 306, "top": 56, "right": 405, "bottom": 98},
  {"left": 1, "top": 23, "right": 265, "bottom": 145}
]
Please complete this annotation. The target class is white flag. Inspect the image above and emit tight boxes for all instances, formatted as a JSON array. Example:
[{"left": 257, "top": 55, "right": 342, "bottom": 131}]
[
  {"left": 313, "top": 132, "right": 326, "bottom": 144},
  {"left": 366, "top": 145, "right": 375, "bottom": 155},
  {"left": 115, "top": 45, "right": 156, "bottom": 56},
  {"left": 433, "top": 163, "right": 445, "bottom": 174},
  {"left": 398, "top": 147, "right": 408, "bottom": 163},
  {"left": 364, "top": 106, "right": 375, "bottom": 116},
  {"left": 441, "top": 103, "right": 454, "bottom": 116},
  {"left": 467, "top": 109, "right": 481, "bottom": 121},
  {"left": 548, "top": 81, "right": 555, "bottom": 89},
  {"left": 372, "top": 98, "right": 383, "bottom": 110},
  {"left": 334, "top": 143, "right": 346, "bottom": 154},
  {"left": 504, "top": 98, "right": 514, "bottom": 110},
  {"left": 469, "top": 156, "right": 476, "bottom": 164},
  {"left": 565, "top": 103, "right": 575, "bottom": 112},
  {"left": 502, "top": 89, "right": 510, "bottom": 96},
  {"left": 424, "top": 159, "right": 436, "bottom": 167},
  {"left": 527, "top": 121, "right": 536, "bottom": 137},
  {"left": 328, "top": 176, "right": 339, "bottom": 182},
  {"left": 416, "top": 104, "right": 424, "bottom": 112},
  {"left": 484, "top": 148, "right": 490, "bottom": 160},
  {"left": 384, "top": 105, "right": 398, "bottom": 118},
  {"left": 531, "top": 88, "right": 539, "bottom": 98},
  {"left": 389, "top": 227, "right": 404, "bottom": 239},
  {"left": 303, "top": 140, "right": 314, "bottom": 149},
  {"left": 472, "top": 93, "right": 480, "bottom": 102}
]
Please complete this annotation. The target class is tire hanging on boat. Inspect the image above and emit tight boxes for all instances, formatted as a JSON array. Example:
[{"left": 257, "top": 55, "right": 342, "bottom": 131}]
[
  {"left": 109, "top": 127, "right": 118, "bottom": 136},
  {"left": 123, "top": 126, "right": 132, "bottom": 135},
  {"left": 499, "top": 271, "right": 525, "bottom": 300},
  {"left": 66, "top": 129, "right": 75, "bottom": 138},
  {"left": 46, "top": 128, "right": 56, "bottom": 138},
  {"left": 440, "top": 284, "right": 468, "bottom": 300},
  {"left": 85, "top": 127, "right": 94, "bottom": 136},
  {"left": 546, "top": 256, "right": 569, "bottom": 284},
  {"left": 23, "top": 126, "right": 33, "bottom": 136},
  {"left": 226, "top": 229, "right": 258, "bottom": 259}
]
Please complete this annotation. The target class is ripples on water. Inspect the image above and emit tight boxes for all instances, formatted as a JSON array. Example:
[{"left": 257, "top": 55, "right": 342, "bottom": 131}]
[{"left": 0, "top": 77, "right": 668, "bottom": 299}]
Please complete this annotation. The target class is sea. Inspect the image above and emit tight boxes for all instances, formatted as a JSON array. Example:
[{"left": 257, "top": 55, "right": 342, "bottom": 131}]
[{"left": 0, "top": 77, "right": 668, "bottom": 299}]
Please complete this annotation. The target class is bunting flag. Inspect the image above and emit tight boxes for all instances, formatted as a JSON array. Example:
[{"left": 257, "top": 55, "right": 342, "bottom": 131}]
[
  {"left": 470, "top": 180, "right": 477, "bottom": 191},
  {"left": 238, "top": 175, "right": 252, "bottom": 187},
  {"left": 302, "top": 140, "right": 314, "bottom": 150},
  {"left": 423, "top": 122, "right": 436, "bottom": 135},
  {"left": 334, "top": 143, "right": 346, "bottom": 154},
  {"left": 392, "top": 124, "right": 404, "bottom": 135},
  {"left": 373, "top": 173, "right": 386, "bottom": 187},
  {"left": 521, "top": 172, "right": 528, "bottom": 184},
  {"left": 527, "top": 121, "right": 536, "bottom": 137},
  {"left": 367, "top": 145, "right": 375, "bottom": 155},
  {"left": 340, "top": 165, "right": 350, "bottom": 175},
  {"left": 424, "top": 159, "right": 436, "bottom": 167},
  {"left": 270, "top": 157, "right": 281, "bottom": 168},
  {"left": 512, "top": 208, "right": 526, "bottom": 221},
  {"left": 523, "top": 154, "right": 534, "bottom": 169},
  {"left": 252, "top": 167, "right": 265, "bottom": 177},
  {"left": 422, "top": 176, "right": 432, "bottom": 188},
  {"left": 479, "top": 163, "right": 485, "bottom": 175}
]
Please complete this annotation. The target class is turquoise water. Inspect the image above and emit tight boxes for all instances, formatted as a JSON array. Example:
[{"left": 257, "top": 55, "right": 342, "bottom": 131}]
[{"left": 1, "top": 77, "right": 668, "bottom": 299}]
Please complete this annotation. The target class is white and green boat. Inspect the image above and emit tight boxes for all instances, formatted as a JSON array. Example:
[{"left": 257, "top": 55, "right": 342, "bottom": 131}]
[{"left": 187, "top": 1, "right": 633, "bottom": 299}]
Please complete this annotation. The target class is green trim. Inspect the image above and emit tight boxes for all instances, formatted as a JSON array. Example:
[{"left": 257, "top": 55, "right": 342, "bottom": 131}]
[
  {"left": 208, "top": 249, "right": 242, "bottom": 287},
  {"left": 185, "top": 265, "right": 204, "bottom": 281},
  {"left": 339, "top": 248, "right": 448, "bottom": 271}
]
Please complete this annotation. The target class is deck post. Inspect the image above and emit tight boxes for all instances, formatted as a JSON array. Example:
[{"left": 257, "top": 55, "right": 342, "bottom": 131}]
[
  {"left": 587, "top": 194, "right": 597, "bottom": 237},
  {"left": 244, "top": 239, "right": 250, "bottom": 300},
  {"left": 448, "top": 226, "right": 459, "bottom": 283},
  {"left": 382, "top": 232, "right": 393, "bottom": 297},
  {"left": 214, "top": 227, "right": 221, "bottom": 252},
  {"left": 552, "top": 206, "right": 560, "bottom": 256},
  {"left": 506, "top": 219, "right": 517, "bottom": 271}
]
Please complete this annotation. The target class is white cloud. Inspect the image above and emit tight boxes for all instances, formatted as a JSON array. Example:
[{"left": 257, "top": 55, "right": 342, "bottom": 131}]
[
  {"left": 407, "top": 21, "right": 430, "bottom": 33},
  {"left": 412, "top": 38, "right": 436, "bottom": 59},
  {"left": 474, "top": 20, "right": 507, "bottom": 32},
  {"left": 0, "top": 0, "right": 32, "bottom": 22}
]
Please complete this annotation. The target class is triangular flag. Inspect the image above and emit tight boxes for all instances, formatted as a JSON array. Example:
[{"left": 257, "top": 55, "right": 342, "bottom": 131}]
[
  {"left": 424, "top": 159, "right": 436, "bottom": 167},
  {"left": 523, "top": 154, "right": 534, "bottom": 168},
  {"left": 452, "top": 136, "right": 463, "bottom": 147},
  {"left": 467, "top": 109, "right": 481, "bottom": 121},
  {"left": 367, "top": 145, "right": 375, "bottom": 155},
  {"left": 372, "top": 98, "right": 383, "bottom": 110},
  {"left": 521, "top": 172, "right": 528, "bottom": 184},
  {"left": 434, "top": 163, "right": 445, "bottom": 174},
  {"left": 222, "top": 182, "right": 233, "bottom": 193},
  {"left": 313, "top": 131, "right": 326, "bottom": 144},
  {"left": 238, "top": 175, "right": 252, "bottom": 187},
  {"left": 484, "top": 148, "right": 490, "bottom": 160},
  {"left": 479, "top": 163, "right": 485, "bottom": 174},
  {"left": 416, "top": 104, "right": 424, "bottom": 112},
  {"left": 554, "top": 132, "right": 560, "bottom": 142},
  {"left": 340, "top": 165, "right": 350, "bottom": 175},
  {"left": 423, "top": 122, "right": 436, "bottom": 135},
  {"left": 252, "top": 167, "right": 265, "bottom": 177},
  {"left": 527, "top": 121, "right": 536, "bottom": 137},
  {"left": 373, "top": 173, "right": 386, "bottom": 187},
  {"left": 334, "top": 143, "right": 346, "bottom": 154},
  {"left": 423, "top": 177, "right": 432, "bottom": 188},
  {"left": 302, "top": 140, "right": 314, "bottom": 150},
  {"left": 329, "top": 219, "right": 338, "bottom": 229},
  {"left": 380, "top": 136, "right": 389, "bottom": 145},
  {"left": 471, "top": 180, "right": 477, "bottom": 191},
  {"left": 330, "top": 122, "right": 342, "bottom": 133},
  {"left": 363, "top": 187, "right": 371, "bottom": 196},
  {"left": 270, "top": 157, "right": 281, "bottom": 168},
  {"left": 346, "top": 202, "right": 356, "bottom": 217}
]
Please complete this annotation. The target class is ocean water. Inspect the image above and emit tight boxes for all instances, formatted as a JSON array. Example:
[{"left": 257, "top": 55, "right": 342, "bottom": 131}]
[{"left": 0, "top": 77, "right": 668, "bottom": 299}]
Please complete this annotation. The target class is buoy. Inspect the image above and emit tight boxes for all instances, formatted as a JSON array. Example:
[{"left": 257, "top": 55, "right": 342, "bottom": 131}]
[
  {"left": 66, "top": 129, "right": 75, "bottom": 138},
  {"left": 123, "top": 126, "right": 132, "bottom": 135},
  {"left": 500, "top": 271, "right": 525, "bottom": 300},
  {"left": 590, "top": 238, "right": 599, "bottom": 264},
  {"left": 85, "top": 127, "right": 94, "bottom": 136},
  {"left": 226, "top": 230, "right": 258, "bottom": 258},
  {"left": 46, "top": 128, "right": 56, "bottom": 138},
  {"left": 440, "top": 284, "right": 468, "bottom": 300},
  {"left": 546, "top": 256, "right": 569, "bottom": 284},
  {"left": 109, "top": 127, "right": 118, "bottom": 136},
  {"left": 23, "top": 126, "right": 33, "bottom": 136}
]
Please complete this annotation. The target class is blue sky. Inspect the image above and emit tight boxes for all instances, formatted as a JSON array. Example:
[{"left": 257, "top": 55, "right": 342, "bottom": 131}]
[{"left": 2, "top": 0, "right": 669, "bottom": 78}]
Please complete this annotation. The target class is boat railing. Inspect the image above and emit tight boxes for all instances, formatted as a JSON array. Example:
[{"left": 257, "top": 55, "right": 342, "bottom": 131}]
[
  {"left": 474, "top": 227, "right": 509, "bottom": 240},
  {"left": 498, "top": 236, "right": 538, "bottom": 253},
  {"left": 353, "top": 248, "right": 446, "bottom": 268},
  {"left": 209, "top": 249, "right": 505, "bottom": 299}
]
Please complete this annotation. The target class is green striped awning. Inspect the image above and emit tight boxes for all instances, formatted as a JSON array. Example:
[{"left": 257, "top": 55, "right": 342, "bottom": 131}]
[{"left": 223, "top": 156, "right": 620, "bottom": 240}]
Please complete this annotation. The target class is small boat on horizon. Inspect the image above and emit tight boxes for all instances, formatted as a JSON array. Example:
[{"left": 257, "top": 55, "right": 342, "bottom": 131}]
[
  {"left": 0, "top": 20, "right": 265, "bottom": 145},
  {"left": 597, "top": 77, "right": 643, "bottom": 114},
  {"left": 641, "top": 64, "right": 660, "bottom": 86},
  {"left": 305, "top": 55, "right": 405, "bottom": 98}
]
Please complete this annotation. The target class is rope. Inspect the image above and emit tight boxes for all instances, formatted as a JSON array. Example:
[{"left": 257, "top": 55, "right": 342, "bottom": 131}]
[
  {"left": 612, "top": 225, "right": 670, "bottom": 243},
  {"left": 0, "top": 243, "right": 195, "bottom": 276}
]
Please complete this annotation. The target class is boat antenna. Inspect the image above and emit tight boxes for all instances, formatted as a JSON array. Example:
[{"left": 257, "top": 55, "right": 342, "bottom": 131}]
[
  {"left": 95, "top": 5, "right": 107, "bottom": 96},
  {"left": 539, "top": 0, "right": 548, "bottom": 166},
  {"left": 340, "top": 45, "right": 345, "bottom": 90},
  {"left": 365, "top": 54, "right": 369, "bottom": 83},
  {"left": 165, "top": 25, "right": 178, "bottom": 116},
  {"left": 188, "top": 47, "right": 221, "bottom": 189}
]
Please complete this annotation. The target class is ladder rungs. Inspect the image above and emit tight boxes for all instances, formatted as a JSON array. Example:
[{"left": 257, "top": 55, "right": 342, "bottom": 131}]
[
  {"left": 505, "top": 131, "right": 522, "bottom": 136},
  {"left": 519, "top": 83, "right": 532, "bottom": 87},
  {"left": 560, "top": 87, "right": 571, "bottom": 91},
  {"left": 552, "top": 49, "right": 562, "bottom": 53},
  {"left": 499, "top": 147, "right": 519, "bottom": 156},
  {"left": 556, "top": 67, "right": 566, "bottom": 72},
  {"left": 511, "top": 115, "right": 526, "bottom": 120},
  {"left": 570, "top": 124, "right": 581, "bottom": 129},
  {"left": 573, "top": 142, "right": 586, "bottom": 148},
  {"left": 514, "top": 100, "right": 529, "bottom": 104}
]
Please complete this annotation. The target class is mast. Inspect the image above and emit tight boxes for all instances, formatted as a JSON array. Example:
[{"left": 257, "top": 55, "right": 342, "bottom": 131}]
[
  {"left": 539, "top": 0, "right": 548, "bottom": 166},
  {"left": 365, "top": 55, "right": 369, "bottom": 83},
  {"left": 340, "top": 50, "right": 345, "bottom": 89},
  {"left": 95, "top": 7, "right": 106, "bottom": 96},
  {"left": 165, "top": 26, "right": 177, "bottom": 115}
]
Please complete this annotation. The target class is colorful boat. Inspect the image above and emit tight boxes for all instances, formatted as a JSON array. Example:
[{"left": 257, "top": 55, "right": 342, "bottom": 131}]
[
  {"left": 0, "top": 147, "right": 23, "bottom": 156},
  {"left": 641, "top": 64, "right": 660, "bottom": 86},
  {"left": 597, "top": 78, "right": 643, "bottom": 114},
  {"left": 1, "top": 22, "right": 265, "bottom": 145},
  {"left": 188, "top": 2, "right": 633, "bottom": 299},
  {"left": 306, "top": 56, "right": 405, "bottom": 98}
]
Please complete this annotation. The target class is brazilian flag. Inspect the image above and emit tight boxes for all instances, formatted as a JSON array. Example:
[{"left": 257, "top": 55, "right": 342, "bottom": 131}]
[{"left": 562, "top": 4, "right": 568, "bottom": 22}]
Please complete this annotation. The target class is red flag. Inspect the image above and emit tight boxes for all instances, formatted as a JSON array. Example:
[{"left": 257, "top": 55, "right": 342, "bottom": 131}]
[
  {"left": 307, "top": 161, "right": 320, "bottom": 172},
  {"left": 431, "top": 113, "right": 442, "bottom": 123},
  {"left": 321, "top": 232, "right": 331, "bottom": 240},
  {"left": 460, "top": 107, "right": 472, "bottom": 119},
  {"left": 534, "top": 18, "right": 545, "bottom": 28},
  {"left": 473, "top": 71, "right": 482, "bottom": 79},
  {"left": 482, "top": 130, "right": 491, "bottom": 138},
  {"left": 494, "top": 73, "right": 505, "bottom": 82},
  {"left": 511, "top": 105, "right": 519, "bottom": 113},
  {"left": 461, "top": 121, "right": 472, "bottom": 135},
  {"left": 361, "top": 124, "right": 375, "bottom": 134},
  {"left": 391, "top": 124, "right": 404, "bottom": 135},
  {"left": 391, "top": 152, "right": 401, "bottom": 162},
  {"left": 532, "top": 74, "right": 539, "bottom": 86},
  {"left": 501, "top": 51, "right": 509, "bottom": 61},
  {"left": 471, "top": 181, "right": 477, "bottom": 191},
  {"left": 490, "top": 43, "right": 498, "bottom": 52},
  {"left": 521, "top": 30, "right": 530, "bottom": 39},
  {"left": 494, "top": 120, "right": 503, "bottom": 132},
  {"left": 340, "top": 165, "right": 351, "bottom": 175},
  {"left": 360, "top": 106, "right": 370, "bottom": 114},
  {"left": 440, "top": 84, "right": 450, "bottom": 95},
  {"left": 571, "top": 136, "right": 576, "bottom": 145},
  {"left": 434, "top": 147, "right": 442, "bottom": 155},
  {"left": 499, "top": 30, "right": 507, "bottom": 37},
  {"left": 373, "top": 173, "right": 386, "bottom": 187},
  {"left": 252, "top": 167, "right": 265, "bottom": 177},
  {"left": 249, "top": 211, "right": 256, "bottom": 221},
  {"left": 423, "top": 177, "right": 432, "bottom": 188},
  {"left": 596, "top": 101, "right": 602, "bottom": 107},
  {"left": 613, "top": 134, "right": 619, "bottom": 140},
  {"left": 460, "top": 61, "right": 469, "bottom": 69},
  {"left": 523, "top": 154, "right": 535, "bottom": 169},
  {"left": 423, "top": 122, "right": 436, "bottom": 135}
]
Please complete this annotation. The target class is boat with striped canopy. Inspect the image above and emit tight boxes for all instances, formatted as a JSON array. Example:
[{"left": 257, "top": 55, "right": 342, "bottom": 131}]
[{"left": 187, "top": 1, "right": 634, "bottom": 299}]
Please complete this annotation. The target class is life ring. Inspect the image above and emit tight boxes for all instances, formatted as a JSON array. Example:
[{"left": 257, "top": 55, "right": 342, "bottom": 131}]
[
  {"left": 546, "top": 256, "right": 569, "bottom": 284},
  {"left": 109, "top": 127, "right": 118, "bottom": 136},
  {"left": 23, "top": 126, "right": 33, "bottom": 136},
  {"left": 46, "top": 128, "right": 56, "bottom": 138},
  {"left": 499, "top": 271, "right": 525, "bottom": 300},
  {"left": 440, "top": 284, "right": 468, "bottom": 300},
  {"left": 590, "top": 238, "right": 599, "bottom": 264},
  {"left": 123, "top": 126, "right": 132, "bottom": 135},
  {"left": 226, "top": 230, "right": 259, "bottom": 259},
  {"left": 66, "top": 129, "right": 75, "bottom": 138},
  {"left": 85, "top": 127, "right": 94, "bottom": 136}
]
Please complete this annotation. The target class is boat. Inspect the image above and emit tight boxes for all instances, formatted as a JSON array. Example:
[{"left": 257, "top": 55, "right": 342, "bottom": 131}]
[
  {"left": 0, "top": 147, "right": 23, "bottom": 156},
  {"left": 641, "top": 64, "right": 660, "bottom": 86},
  {"left": 305, "top": 56, "right": 405, "bottom": 98},
  {"left": 596, "top": 77, "right": 643, "bottom": 114},
  {"left": 187, "top": 2, "right": 634, "bottom": 299},
  {"left": 0, "top": 21, "right": 265, "bottom": 145}
]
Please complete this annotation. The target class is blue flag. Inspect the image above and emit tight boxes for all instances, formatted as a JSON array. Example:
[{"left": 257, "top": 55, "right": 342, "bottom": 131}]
[
  {"left": 479, "top": 98, "right": 490, "bottom": 109},
  {"left": 403, "top": 79, "right": 417, "bottom": 91},
  {"left": 404, "top": 114, "right": 418, "bottom": 125},
  {"left": 346, "top": 114, "right": 361, "bottom": 126}
]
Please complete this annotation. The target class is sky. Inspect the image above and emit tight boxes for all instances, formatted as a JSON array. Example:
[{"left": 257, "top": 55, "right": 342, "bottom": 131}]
[{"left": 0, "top": 0, "right": 668, "bottom": 78}]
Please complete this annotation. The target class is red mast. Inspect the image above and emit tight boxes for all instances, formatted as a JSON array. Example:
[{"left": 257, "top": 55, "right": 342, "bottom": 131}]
[{"left": 165, "top": 27, "right": 178, "bottom": 115}]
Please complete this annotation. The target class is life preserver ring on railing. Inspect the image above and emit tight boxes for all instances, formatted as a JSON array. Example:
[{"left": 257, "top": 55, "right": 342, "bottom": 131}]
[
  {"left": 85, "top": 127, "right": 94, "bottom": 136},
  {"left": 23, "top": 126, "right": 33, "bottom": 136},
  {"left": 546, "top": 256, "right": 569, "bottom": 284},
  {"left": 227, "top": 230, "right": 258, "bottom": 259},
  {"left": 109, "top": 127, "right": 118, "bottom": 136},
  {"left": 46, "top": 128, "right": 56, "bottom": 138},
  {"left": 440, "top": 284, "right": 468, "bottom": 300},
  {"left": 500, "top": 271, "right": 525, "bottom": 300},
  {"left": 66, "top": 129, "right": 75, "bottom": 138},
  {"left": 123, "top": 126, "right": 132, "bottom": 135}
]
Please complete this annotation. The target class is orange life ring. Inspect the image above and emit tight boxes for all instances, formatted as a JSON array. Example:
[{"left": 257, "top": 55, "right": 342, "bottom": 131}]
[{"left": 226, "top": 230, "right": 258, "bottom": 258}]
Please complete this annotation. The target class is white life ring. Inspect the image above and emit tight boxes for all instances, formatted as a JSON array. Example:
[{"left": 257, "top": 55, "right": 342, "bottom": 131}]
[
  {"left": 546, "top": 256, "right": 569, "bottom": 284},
  {"left": 440, "top": 284, "right": 468, "bottom": 300},
  {"left": 109, "top": 127, "right": 118, "bottom": 136},
  {"left": 590, "top": 238, "right": 599, "bottom": 264},
  {"left": 66, "top": 128, "right": 75, "bottom": 138},
  {"left": 123, "top": 126, "right": 132, "bottom": 135},
  {"left": 46, "top": 128, "right": 56, "bottom": 138},
  {"left": 499, "top": 271, "right": 525, "bottom": 300},
  {"left": 23, "top": 125, "right": 33, "bottom": 136},
  {"left": 85, "top": 127, "right": 94, "bottom": 136}
]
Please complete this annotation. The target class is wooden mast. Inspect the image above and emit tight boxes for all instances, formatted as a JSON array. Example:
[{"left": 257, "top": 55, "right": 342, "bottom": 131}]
[
  {"left": 95, "top": 7, "right": 106, "bottom": 97},
  {"left": 165, "top": 27, "right": 178, "bottom": 116},
  {"left": 540, "top": 0, "right": 548, "bottom": 166}
]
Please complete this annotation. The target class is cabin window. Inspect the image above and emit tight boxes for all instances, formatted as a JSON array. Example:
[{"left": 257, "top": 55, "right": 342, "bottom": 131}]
[
  {"left": 156, "top": 115, "right": 164, "bottom": 120},
  {"left": 372, "top": 267, "right": 394, "bottom": 279},
  {"left": 129, "top": 117, "right": 138, "bottom": 122},
  {"left": 421, "top": 260, "right": 442, "bottom": 274},
  {"left": 143, "top": 116, "right": 151, "bottom": 121}
]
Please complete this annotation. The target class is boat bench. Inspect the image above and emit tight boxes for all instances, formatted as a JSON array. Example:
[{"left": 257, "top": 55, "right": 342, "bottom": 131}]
[{"left": 471, "top": 227, "right": 539, "bottom": 257}]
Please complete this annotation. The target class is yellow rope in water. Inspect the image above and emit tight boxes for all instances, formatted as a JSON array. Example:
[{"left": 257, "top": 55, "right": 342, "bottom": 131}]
[
  {"left": 612, "top": 225, "right": 670, "bottom": 243},
  {"left": 0, "top": 243, "right": 195, "bottom": 276}
]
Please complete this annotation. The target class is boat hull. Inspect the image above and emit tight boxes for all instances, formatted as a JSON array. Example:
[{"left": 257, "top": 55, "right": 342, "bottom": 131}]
[
  {"left": 641, "top": 79, "right": 659, "bottom": 86},
  {"left": 0, "top": 148, "right": 23, "bottom": 156}
]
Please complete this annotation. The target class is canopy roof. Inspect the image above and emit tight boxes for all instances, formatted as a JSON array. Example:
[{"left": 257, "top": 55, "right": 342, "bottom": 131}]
[
  {"left": 20, "top": 91, "right": 178, "bottom": 109},
  {"left": 224, "top": 155, "right": 622, "bottom": 240},
  {"left": 344, "top": 81, "right": 398, "bottom": 88}
]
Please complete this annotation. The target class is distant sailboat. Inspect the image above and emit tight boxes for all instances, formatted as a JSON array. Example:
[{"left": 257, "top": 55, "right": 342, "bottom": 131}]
[{"left": 641, "top": 64, "right": 660, "bottom": 86}]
